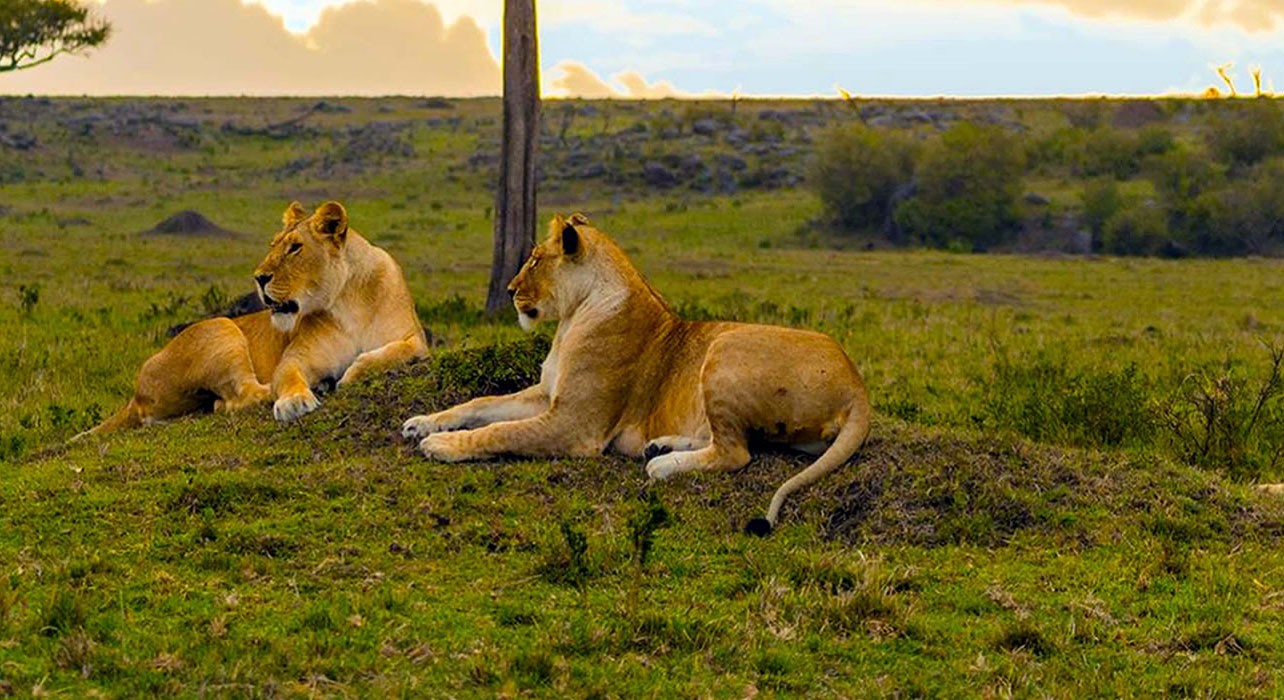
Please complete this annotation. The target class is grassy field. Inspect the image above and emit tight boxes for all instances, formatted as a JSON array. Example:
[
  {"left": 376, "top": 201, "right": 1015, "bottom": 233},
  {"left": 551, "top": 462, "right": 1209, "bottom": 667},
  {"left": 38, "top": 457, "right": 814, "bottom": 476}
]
[{"left": 3, "top": 96, "right": 1284, "bottom": 696}]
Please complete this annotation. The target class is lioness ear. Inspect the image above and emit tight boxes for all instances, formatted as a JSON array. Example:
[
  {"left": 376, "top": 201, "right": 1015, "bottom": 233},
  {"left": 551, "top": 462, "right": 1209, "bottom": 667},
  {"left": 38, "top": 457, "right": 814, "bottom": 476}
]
[
  {"left": 561, "top": 220, "right": 582, "bottom": 259},
  {"left": 311, "top": 201, "right": 348, "bottom": 245},
  {"left": 568, "top": 212, "right": 590, "bottom": 226},
  {"left": 283, "top": 201, "right": 307, "bottom": 229}
]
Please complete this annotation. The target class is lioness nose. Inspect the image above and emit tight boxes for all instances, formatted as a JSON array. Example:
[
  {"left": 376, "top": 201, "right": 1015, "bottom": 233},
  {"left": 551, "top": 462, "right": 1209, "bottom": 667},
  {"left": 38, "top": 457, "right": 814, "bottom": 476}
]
[
  {"left": 255, "top": 273, "right": 272, "bottom": 289},
  {"left": 507, "top": 287, "right": 516, "bottom": 298}
]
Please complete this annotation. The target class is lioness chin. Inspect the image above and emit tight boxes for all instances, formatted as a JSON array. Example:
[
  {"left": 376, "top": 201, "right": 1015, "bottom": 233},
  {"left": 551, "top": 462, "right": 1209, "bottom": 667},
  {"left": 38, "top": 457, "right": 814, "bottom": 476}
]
[
  {"left": 403, "top": 214, "right": 871, "bottom": 534},
  {"left": 75, "top": 201, "right": 427, "bottom": 439}
]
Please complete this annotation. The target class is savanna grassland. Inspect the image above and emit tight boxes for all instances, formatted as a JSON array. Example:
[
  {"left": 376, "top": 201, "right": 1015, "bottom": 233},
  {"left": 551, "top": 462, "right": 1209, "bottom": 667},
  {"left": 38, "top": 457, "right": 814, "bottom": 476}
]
[{"left": 3, "top": 95, "right": 1284, "bottom": 697}]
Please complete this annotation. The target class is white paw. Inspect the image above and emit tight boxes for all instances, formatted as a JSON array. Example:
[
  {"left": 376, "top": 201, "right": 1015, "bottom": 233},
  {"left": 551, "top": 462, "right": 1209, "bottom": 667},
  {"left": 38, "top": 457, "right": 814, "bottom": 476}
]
[
  {"left": 402, "top": 413, "right": 462, "bottom": 440},
  {"left": 273, "top": 392, "right": 319, "bottom": 422},
  {"left": 418, "top": 433, "right": 468, "bottom": 462},
  {"left": 645, "top": 454, "right": 681, "bottom": 481}
]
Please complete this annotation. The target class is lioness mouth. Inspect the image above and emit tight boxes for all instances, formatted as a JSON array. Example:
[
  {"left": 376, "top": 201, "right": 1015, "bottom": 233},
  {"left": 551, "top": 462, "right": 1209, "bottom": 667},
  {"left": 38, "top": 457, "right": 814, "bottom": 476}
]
[
  {"left": 522, "top": 308, "right": 538, "bottom": 319},
  {"left": 270, "top": 300, "right": 300, "bottom": 315}
]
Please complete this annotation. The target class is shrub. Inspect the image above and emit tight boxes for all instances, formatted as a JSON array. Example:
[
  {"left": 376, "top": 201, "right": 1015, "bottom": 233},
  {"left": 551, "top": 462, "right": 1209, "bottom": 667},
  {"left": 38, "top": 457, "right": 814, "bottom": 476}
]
[
  {"left": 981, "top": 355, "right": 1156, "bottom": 449},
  {"left": 893, "top": 122, "right": 1025, "bottom": 250},
  {"left": 1027, "top": 126, "right": 1088, "bottom": 172},
  {"left": 1081, "top": 178, "right": 1123, "bottom": 240},
  {"left": 1102, "top": 203, "right": 1171, "bottom": 257},
  {"left": 1204, "top": 101, "right": 1284, "bottom": 168},
  {"left": 1185, "top": 158, "right": 1284, "bottom": 256},
  {"left": 1079, "top": 127, "right": 1145, "bottom": 180},
  {"left": 809, "top": 124, "right": 915, "bottom": 233},
  {"left": 1158, "top": 344, "right": 1284, "bottom": 482}
]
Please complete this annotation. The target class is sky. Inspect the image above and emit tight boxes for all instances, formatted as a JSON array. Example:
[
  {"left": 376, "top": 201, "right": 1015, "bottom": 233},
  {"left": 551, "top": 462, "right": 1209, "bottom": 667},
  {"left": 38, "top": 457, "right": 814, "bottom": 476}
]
[{"left": 4, "top": 0, "right": 1284, "bottom": 96}]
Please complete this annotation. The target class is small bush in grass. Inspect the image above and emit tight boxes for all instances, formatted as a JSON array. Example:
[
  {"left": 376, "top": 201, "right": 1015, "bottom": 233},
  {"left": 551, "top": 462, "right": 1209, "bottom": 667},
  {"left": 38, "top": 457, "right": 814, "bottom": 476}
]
[
  {"left": 1158, "top": 344, "right": 1284, "bottom": 482},
  {"left": 982, "top": 354, "right": 1156, "bottom": 449},
  {"left": 993, "top": 620, "right": 1057, "bottom": 657},
  {"left": 39, "top": 588, "right": 86, "bottom": 637},
  {"left": 1101, "top": 203, "right": 1171, "bottom": 256},
  {"left": 893, "top": 122, "right": 1025, "bottom": 250},
  {"left": 809, "top": 124, "right": 916, "bottom": 233}
]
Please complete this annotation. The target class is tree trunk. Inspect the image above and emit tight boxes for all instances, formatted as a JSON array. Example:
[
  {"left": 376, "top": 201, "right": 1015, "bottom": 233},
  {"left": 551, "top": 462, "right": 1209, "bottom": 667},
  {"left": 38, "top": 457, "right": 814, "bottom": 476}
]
[{"left": 486, "top": 0, "right": 540, "bottom": 316}]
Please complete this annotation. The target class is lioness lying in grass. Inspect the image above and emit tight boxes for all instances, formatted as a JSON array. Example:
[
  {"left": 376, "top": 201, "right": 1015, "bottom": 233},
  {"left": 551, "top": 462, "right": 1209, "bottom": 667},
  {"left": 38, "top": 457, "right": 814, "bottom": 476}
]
[
  {"left": 403, "top": 214, "right": 871, "bottom": 534},
  {"left": 77, "top": 201, "right": 427, "bottom": 438}
]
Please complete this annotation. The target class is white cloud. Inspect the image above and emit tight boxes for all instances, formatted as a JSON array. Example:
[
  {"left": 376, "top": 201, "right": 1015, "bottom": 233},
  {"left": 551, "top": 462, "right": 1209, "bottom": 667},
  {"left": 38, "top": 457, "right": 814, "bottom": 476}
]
[{"left": 546, "top": 60, "right": 724, "bottom": 98}]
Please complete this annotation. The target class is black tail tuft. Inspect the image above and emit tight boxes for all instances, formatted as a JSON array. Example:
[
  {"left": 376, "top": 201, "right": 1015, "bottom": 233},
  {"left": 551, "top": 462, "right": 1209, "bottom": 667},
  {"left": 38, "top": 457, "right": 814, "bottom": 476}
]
[{"left": 744, "top": 517, "right": 773, "bottom": 537}]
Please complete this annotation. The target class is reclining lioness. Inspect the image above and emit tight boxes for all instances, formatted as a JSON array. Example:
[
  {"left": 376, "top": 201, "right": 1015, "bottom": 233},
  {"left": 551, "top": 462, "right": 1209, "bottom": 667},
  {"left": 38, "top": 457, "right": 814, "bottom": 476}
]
[
  {"left": 76, "top": 201, "right": 427, "bottom": 438},
  {"left": 403, "top": 214, "right": 871, "bottom": 534}
]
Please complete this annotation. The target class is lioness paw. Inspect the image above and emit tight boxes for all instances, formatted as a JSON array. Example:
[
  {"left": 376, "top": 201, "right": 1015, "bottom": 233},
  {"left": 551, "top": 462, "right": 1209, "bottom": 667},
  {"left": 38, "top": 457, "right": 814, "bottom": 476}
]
[
  {"left": 645, "top": 454, "right": 682, "bottom": 481},
  {"left": 418, "top": 433, "right": 471, "bottom": 462},
  {"left": 273, "top": 392, "right": 319, "bottom": 422},
  {"left": 402, "top": 413, "right": 462, "bottom": 440}
]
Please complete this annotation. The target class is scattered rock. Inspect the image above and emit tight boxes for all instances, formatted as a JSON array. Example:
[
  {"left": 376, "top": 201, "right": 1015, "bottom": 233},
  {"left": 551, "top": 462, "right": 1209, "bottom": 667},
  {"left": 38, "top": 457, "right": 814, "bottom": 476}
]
[
  {"left": 643, "top": 161, "right": 677, "bottom": 188},
  {"left": 692, "top": 118, "right": 720, "bottom": 136},
  {"left": 309, "top": 100, "right": 352, "bottom": 114},
  {"left": 141, "top": 210, "right": 238, "bottom": 238},
  {"left": 1024, "top": 192, "right": 1050, "bottom": 206},
  {"left": 715, "top": 154, "right": 748, "bottom": 171}
]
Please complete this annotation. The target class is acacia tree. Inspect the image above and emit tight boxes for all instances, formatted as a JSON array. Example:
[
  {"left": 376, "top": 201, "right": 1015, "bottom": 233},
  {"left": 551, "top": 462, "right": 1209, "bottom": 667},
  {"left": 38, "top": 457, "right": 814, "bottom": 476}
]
[
  {"left": 0, "top": 0, "right": 111, "bottom": 73},
  {"left": 485, "top": 0, "right": 540, "bottom": 316}
]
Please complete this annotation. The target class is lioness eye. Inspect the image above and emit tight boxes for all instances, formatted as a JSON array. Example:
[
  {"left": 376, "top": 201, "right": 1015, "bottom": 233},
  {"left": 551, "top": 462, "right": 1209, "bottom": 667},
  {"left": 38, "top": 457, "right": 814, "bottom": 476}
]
[{"left": 288, "top": 242, "right": 302, "bottom": 254}]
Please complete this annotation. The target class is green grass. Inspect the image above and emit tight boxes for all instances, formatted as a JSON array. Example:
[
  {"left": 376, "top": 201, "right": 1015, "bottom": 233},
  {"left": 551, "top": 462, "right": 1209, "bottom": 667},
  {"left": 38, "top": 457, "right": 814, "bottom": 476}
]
[{"left": 3, "top": 96, "right": 1284, "bottom": 695}]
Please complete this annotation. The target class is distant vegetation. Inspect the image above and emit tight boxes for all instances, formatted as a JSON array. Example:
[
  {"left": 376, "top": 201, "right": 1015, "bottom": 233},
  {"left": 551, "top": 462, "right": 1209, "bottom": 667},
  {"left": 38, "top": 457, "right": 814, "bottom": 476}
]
[{"left": 811, "top": 98, "right": 1284, "bottom": 257}]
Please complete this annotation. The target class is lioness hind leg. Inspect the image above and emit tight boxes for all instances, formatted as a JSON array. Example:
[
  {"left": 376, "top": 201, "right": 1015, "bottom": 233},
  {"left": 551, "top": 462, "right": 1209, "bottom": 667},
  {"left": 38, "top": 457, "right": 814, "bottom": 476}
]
[
  {"left": 213, "top": 379, "right": 271, "bottom": 413},
  {"left": 645, "top": 442, "right": 750, "bottom": 481},
  {"left": 642, "top": 435, "right": 709, "bottom": 460}
]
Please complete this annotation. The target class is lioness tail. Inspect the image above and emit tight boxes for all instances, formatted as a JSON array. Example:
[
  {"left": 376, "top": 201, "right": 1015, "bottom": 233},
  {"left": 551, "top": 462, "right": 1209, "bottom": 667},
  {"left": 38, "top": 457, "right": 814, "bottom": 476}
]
[
  {"left": 746, "top": 394, "right": 872, "bottom": 536},
  {"left": 70, "top": 400, "right": 142, "bottom": 442}
]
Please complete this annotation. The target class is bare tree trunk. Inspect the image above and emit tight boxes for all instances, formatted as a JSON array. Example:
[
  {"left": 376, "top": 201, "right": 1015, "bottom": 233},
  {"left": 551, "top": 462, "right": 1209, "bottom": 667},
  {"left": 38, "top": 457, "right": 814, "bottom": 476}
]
[{"left": 486, "top": 0, "right": 540, "bottom": 316}]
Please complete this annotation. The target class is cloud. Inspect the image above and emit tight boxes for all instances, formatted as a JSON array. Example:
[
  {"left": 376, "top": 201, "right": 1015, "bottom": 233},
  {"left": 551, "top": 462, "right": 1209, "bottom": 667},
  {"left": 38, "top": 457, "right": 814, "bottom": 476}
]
[
  {"left": 958, "top": 0, "right": 1284, "bottom": 31},
  {"left": 0, "top": 0, "right": 499, "bottom": 96},
  {"left": 547, "top": 60, "right": 722, "bottom": 98}
]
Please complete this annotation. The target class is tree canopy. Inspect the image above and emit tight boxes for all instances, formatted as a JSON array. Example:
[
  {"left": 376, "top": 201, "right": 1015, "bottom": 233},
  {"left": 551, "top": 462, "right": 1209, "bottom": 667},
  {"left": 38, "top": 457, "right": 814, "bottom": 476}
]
[{"left": 0, "top": 0, "right": 111, "bottom": 73}]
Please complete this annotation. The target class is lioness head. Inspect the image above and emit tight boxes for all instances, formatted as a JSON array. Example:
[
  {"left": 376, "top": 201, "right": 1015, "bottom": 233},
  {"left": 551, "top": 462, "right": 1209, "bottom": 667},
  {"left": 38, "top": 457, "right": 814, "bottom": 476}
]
[
  {"left": 508, "top": 213, "right": 592, "bottom": 331},
  {"left": 253, "top": 201, "right": 352, "bottom": 332}
]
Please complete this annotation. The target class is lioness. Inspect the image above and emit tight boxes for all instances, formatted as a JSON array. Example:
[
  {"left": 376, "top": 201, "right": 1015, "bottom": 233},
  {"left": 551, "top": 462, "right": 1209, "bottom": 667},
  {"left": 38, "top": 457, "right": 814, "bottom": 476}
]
[
  {"left": 403, "top": 214, "right": 871, "bottom": 534},
  {"left": 77, "top": 201, "right": 427, "bottom": 438}
]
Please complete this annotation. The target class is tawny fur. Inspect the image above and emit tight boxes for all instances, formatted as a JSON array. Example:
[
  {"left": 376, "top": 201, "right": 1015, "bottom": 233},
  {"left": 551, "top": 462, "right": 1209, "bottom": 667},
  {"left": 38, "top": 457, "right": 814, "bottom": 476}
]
[
  {"left": 75, "top": 201, "right": 427, "bottom": 439},
  {"left": 403, "top": 214, "right": 871, "bottom": 529}
]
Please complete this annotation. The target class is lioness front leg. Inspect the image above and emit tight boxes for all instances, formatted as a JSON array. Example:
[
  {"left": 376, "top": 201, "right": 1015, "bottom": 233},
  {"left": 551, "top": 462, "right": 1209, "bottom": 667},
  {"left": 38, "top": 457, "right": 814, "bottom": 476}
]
[
  {"left": 271, "top": 320, "right": 359, "bottom": 422},
  {"left": 338, "top": 333, "right": 429, "bottom": 387},
  {"left": 402, "top": 384, "right": 548, "bottom": 440},
  {"left": 417, "top": 411, "right": 597, "bottom": 462}
]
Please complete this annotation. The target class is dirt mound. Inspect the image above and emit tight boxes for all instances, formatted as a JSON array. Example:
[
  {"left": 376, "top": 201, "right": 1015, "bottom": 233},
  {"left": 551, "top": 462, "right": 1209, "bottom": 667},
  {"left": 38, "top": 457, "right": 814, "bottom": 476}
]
[
  {"left": 324, "top": 337, "right": 1284, "bottom": 547},
  {"left": 142, "top": 210, "right": 238, "bottom": 238}
]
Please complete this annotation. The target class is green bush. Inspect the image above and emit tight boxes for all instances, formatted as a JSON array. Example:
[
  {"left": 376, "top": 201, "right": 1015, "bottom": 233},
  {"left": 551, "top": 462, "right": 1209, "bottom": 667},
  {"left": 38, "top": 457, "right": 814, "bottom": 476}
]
[
  {"left": 1080, "top": 178, "right": 1122, "bottom": 240},
  {"left": 894, "top": 122, "right": 1025, "bottom": 250},
  {"left": 809, "top": 124, "right": 915, "bottom": 233},
  {"left": 1102, "top": 203, "right": 1171, "bottom": 256},
  {"left": 981, "top": 355, "right": 1156, "bottom": 449},
  {"left": 1204, "top": 101, "right": 1284, "bottom": 168},
  {"left": 1185, "top": 158, "right": 1284, "bottom": 255},
  {"left": 1159, "top": 345, "right": 1284, "bottom": 482},
  {"left": 1080, "top": 128, "right": 1145, "bottom": 180}
]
